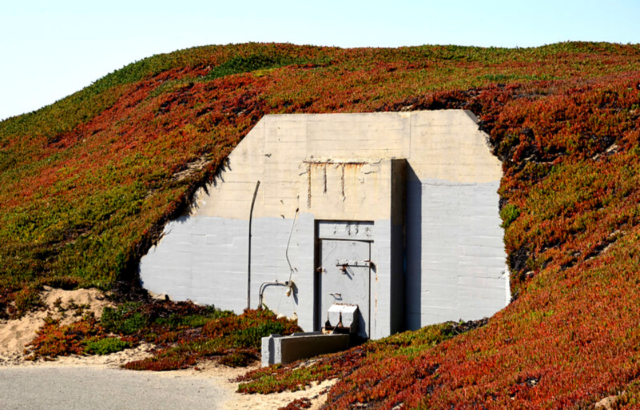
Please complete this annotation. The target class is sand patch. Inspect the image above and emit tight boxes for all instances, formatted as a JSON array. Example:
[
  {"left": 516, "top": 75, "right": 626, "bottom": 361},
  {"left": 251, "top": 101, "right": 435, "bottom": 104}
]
[
  {"left": 224, "top": 377, "right": 335, "bottom": 410},
  {"left": 1, "top": 342, "right": 156, "bottom": 369},
  {"left": 0, "top": 287, "right": 115, "bottom": 365}
]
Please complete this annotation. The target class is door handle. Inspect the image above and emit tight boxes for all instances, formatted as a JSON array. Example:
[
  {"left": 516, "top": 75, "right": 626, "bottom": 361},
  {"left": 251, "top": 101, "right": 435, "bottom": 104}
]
[
  {"left": 335, "top": 260, "right": 371, "bottom": 267},
  {"left": 329, "top": 293, "right": 342, "bottom": 298}
]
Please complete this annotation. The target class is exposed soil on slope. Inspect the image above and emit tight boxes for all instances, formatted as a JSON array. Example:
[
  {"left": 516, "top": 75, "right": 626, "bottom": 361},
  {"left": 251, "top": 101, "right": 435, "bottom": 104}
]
[{"left": 0, "top": 287, "right": 115, "bottom": 365}]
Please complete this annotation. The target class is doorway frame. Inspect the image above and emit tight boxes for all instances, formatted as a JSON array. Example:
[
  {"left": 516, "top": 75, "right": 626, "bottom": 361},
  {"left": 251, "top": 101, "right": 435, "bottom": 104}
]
[{"left": 313, "top": 220, "right": 374, "bottom": 336}]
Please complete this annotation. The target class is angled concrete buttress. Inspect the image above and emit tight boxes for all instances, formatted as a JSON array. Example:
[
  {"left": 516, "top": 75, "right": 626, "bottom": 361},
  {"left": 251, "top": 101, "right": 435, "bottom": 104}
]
[{"left": 139, "top": 110, "right": 509, "bottom": 339}]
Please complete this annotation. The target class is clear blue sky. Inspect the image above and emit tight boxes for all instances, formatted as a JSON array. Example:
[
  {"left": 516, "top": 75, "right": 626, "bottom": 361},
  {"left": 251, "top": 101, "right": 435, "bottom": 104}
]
[{"left": 1, "top": 0, "right": 639, "bottom": 121}]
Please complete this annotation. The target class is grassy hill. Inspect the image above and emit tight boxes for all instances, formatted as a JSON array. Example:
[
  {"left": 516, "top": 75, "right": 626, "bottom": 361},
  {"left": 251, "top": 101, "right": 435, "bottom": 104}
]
[{"left": 2, "top": 42, "right": 640, "bottom": 407}]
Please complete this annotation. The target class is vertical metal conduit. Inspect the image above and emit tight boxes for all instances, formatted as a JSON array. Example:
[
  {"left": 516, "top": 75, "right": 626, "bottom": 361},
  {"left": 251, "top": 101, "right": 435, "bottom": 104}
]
[{"left": 247, "top": 180, "right": 260, "bottom": 310}]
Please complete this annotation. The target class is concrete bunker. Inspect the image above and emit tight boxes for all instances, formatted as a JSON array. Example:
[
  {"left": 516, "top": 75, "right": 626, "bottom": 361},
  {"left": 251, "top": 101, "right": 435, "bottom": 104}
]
[{"left": 140, "top": 110, "right": 509, "bottom": 340}]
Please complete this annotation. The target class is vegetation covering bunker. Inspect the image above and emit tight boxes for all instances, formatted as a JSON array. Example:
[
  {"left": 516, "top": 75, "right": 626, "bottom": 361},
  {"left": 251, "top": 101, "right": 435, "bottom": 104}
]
[{"left": 140, "top": 110, "right": 508, "bottom": 339}]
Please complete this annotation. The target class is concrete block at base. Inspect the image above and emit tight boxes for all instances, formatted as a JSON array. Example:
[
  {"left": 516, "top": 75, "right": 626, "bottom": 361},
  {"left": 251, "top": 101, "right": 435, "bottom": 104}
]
[{"left": 261, "top": 333, "right": 351, "bottom": 367}]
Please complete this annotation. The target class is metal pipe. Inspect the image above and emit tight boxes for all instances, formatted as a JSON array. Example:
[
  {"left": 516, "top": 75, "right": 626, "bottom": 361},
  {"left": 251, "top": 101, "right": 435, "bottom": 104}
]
[
  {"left": 286, "top": 208, "right": 299, "bottom": 284},
  {"left": 258, "top": 208, "right": 299, "bottom": 309},
  {"left": 258, "top": 280, "right": 289, "bottom": 310},
  {"left": 247, "top": 180, "right": 260, "bottom": 310}
]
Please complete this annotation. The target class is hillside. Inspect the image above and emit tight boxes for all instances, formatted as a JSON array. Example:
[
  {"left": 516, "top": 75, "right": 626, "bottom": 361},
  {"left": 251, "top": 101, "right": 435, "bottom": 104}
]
[{"left": 2, "top": 42, "right": 640, "bottom": 407}]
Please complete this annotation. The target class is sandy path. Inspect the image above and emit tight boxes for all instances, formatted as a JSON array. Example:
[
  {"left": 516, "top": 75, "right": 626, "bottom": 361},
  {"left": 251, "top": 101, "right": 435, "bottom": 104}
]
[
  {"left": 0, "top": 365, "right": 230, "bottom": 410},
  {"left": 0, "top": 359, "right": 334, "bottom": 410},
  {"left": 0, "top": 287, "right": 334, "bottom": 409}
]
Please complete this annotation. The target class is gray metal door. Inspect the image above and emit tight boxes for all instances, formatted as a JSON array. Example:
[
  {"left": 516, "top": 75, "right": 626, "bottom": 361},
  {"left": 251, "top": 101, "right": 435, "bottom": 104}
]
[{"left": 319, "top": 239, "right": 371, "bottom": 338}]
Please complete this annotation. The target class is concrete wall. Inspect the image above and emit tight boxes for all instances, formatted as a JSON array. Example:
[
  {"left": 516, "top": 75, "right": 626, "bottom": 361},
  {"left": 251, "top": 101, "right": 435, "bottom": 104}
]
[
  {"left": 139, "top": 110, "right": 508, "bottom": 337},
  {"left": 405, "top": 179, "right": 507, "bottom": 328},
  {"left": 141, "top": 216, "right": 301, "bottom": 316}
]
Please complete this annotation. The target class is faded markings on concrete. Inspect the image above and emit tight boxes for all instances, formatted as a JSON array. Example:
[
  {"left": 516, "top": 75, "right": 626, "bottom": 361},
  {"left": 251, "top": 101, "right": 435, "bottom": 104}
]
[{"left": 189, "top": 110, "right": 501, "bottom": 220}]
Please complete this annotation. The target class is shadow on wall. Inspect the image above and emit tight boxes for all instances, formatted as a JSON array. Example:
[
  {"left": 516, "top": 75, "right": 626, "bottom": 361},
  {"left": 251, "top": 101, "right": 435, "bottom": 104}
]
[
  {"left": 405, "top": 164, "right": 422, "bottom": 330},
  {"left": 211, "top": 158, "right": 231, "bottom": 188}
]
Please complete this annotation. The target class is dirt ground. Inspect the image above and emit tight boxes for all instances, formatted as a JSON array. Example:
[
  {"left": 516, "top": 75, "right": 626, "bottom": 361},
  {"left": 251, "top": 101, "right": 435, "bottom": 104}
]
[
  {"left": 0, "top": 287, "right": 334, "bottom": 410},
  {"left": 0, "top": 287, "right": 115, "bottom": 365}
]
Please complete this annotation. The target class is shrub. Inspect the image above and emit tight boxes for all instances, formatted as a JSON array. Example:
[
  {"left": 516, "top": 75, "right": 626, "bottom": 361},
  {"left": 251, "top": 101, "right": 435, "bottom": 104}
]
[
  {"left": 100, "top": 303, "right": 147, "bottom": 335},
  {"left": 123, "top": 308, "right": 301, "bottom": 371},
  {"left": 204, "top": 53, "right": 313, "bottom": 81},
  {"left": 123, "top": 354, "right": 197, "bottom": 371},
  {"left": 25, "top": 315, "right": 104, "bottom": 360},
  {"left": 279, "top": 398, "right": 312, "bottom": 410},
  {"left": 237, "top": 321, "right": 470, "bottom": 394},
  {"left": 26, "top": 298, "right": 301, "bottom": 371},
  {"left": 233, "top": 322, "right": 288, "bottom": 349},
  {"left": 500, "top": 204, "right": 521, "bottom": 228},
  {"left": 84, "top": 337, "right": 131, "bottom": 355},
  {"left": 219, "top": 351, "right": 255, "bottom": 368},
  {"left": 12, "top": 287, "right": 44, "bottom": 317}
]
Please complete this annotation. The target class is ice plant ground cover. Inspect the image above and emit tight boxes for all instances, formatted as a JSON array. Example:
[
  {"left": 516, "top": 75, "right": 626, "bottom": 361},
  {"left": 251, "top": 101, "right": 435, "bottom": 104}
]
[
  {"left": 24, "top": 300, "right": 301, "bottom": 371},
  {"left": 2, "top": 42, "right": 640, "bottom": 407}
]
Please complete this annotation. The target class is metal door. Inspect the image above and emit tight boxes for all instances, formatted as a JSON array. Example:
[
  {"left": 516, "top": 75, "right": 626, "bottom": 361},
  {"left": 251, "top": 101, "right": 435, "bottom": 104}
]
[{"left": 319, "top": 239, "right": 371, "bottom": 338}]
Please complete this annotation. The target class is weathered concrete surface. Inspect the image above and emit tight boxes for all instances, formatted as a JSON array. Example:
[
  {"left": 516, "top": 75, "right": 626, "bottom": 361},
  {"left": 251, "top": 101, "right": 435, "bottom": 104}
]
[
  {"left": 141, "top": 215, "right": 299, "bottom": 316},
  {"left": 405, "top": 178, "right": 507, "bottom": 328},
  {"left": 301, "top": 159, "right": 399, "bottom": 221},
  {"left": 0, "top": 366, "right": 228, "bottom": 410},
  {"left": 261, "top": 333, "right": 350, "bottom": 366},
  {"left": 140, "top": 110, "right": 508, "bottom": 337}
]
